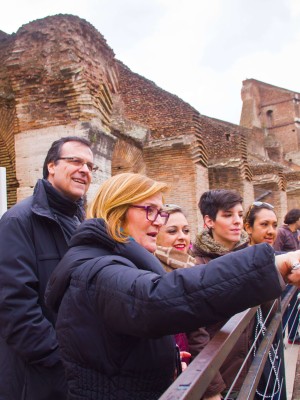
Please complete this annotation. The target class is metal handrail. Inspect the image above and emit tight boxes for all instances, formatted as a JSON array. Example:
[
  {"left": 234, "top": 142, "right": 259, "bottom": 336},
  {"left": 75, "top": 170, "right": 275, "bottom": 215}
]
[{"left": 159, "top": 286, "right": 297, "bottom": 400}]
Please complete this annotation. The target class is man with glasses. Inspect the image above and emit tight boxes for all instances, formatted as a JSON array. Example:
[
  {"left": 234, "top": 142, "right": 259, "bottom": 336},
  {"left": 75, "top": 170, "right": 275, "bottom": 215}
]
[{"left": 0, "top": 136, "right": 95, "bottom": 400}]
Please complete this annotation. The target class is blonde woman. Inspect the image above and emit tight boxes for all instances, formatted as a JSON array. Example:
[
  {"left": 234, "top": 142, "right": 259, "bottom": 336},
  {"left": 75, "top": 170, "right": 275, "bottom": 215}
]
[{"left": 46, "top": 173, "right": 300, "bottom": 400}]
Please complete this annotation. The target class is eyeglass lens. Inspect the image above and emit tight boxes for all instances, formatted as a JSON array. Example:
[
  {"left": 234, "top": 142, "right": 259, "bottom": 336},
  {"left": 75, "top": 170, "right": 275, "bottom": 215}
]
[{"left": 146, "top": 206, "right": 169, "bottom": 223}]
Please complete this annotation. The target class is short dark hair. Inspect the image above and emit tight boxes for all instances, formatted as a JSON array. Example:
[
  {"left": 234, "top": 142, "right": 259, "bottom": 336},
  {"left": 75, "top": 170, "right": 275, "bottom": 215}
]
[
  {"left": 199, "top": 189, "right": 243, "bottom": 220},
  {"left": 284, "top": 209, "right": 300, "bottom": 225},
  {"left": 43, "top": 136, "right": 92, "bottom": 179},
  {"left": 244, "top": 203, "right": 276, "bottom": 228}
]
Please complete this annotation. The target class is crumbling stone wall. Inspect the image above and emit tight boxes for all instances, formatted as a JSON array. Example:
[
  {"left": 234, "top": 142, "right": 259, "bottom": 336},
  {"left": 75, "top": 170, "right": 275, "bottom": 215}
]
[
  {"left": 143, "top": 140, "right": 208, "bottom": 237},
  {"left": 0, "top": 101, "right": 17, "bottom": 207},
  {"left": 241, "top": 79, "right": 300, "bottom": 159},
  {"left": 241, "top": 79, "right": 300, "bottom": 211},
  {"left": 2, "top": 15, "right": 300, "bottom": 233},
  {"left": 7, "top": 14, "right": 118, "bottom": 132},
  {"left": 0, "top": 33, "right": 18, "bottom": 207},
  {"left": 0, "top": 15, "right": 119, "bottom": 201},
  {"left": 116, "top": 60, "right": 208, "bottom": 234}
]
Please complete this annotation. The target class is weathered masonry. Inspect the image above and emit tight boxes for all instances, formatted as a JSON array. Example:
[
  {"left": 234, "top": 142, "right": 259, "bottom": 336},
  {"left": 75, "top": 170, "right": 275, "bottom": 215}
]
[{"left": 1, "top": 15, "right": 300, "bottom": 234}]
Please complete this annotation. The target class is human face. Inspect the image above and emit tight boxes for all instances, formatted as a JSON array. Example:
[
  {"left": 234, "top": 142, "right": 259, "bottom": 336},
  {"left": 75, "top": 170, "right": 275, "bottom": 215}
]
[
  {"left": 122, "top": 192, "right": 165, "bottom": 253},
  {"left": 47, "top": 141, "right": 93, "bottom": 201},
  {"left": 205, "top": 203, "right": 243, "bottom": 250},
  {"left": 156, "top": 212, "right": 191, "bottom": 253},
  {"left": 245, "top": 208, "right": 278, "bottom": 246}
]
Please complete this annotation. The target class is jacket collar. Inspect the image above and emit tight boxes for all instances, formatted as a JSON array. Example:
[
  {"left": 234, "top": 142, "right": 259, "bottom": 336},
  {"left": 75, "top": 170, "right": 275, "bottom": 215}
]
[{"left": 31, "top": 179, "right": 84, "bottom": 222}]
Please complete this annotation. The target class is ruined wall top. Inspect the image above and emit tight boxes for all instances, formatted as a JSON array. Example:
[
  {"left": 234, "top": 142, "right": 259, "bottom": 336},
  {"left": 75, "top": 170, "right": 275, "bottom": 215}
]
[
  {"left": 199, "top": 116, "right": 246, "bottom": 160},
  {"left": 240, "top": 78, "right": 300, "bottom": 129},
  {"left": 0, "top": 14, "right": 119, "bottom": 133},
  {"left": 116, "top": 60, "right": 200, "bottom": 141}
]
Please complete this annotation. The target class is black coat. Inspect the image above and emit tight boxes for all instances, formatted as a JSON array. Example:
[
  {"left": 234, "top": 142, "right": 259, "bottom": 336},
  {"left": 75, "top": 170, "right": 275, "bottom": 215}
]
[
  {"left": 45, "top": 218, "right": 284, "bottom": 400},
  {"left": 0, "top": 180, "right": 83, "bottom": 400}
]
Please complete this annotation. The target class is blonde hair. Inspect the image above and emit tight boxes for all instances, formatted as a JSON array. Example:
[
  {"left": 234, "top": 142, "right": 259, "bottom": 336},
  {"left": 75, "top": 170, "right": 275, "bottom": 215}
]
[{"left": 87, "top": 173, "right": 169, "bottom": 242}]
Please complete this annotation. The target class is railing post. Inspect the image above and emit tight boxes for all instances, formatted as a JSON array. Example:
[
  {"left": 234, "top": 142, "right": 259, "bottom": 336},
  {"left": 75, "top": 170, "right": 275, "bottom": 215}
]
[
  {"left": 0, "top": 167, "right": 7, "bottom": 217},
  {"left": 277, "top": 298, "right": 287, "bottom": 400}
]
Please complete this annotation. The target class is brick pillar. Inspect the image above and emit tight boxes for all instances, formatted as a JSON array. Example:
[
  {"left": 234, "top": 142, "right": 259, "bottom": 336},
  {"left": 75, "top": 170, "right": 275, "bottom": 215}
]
[{"left": 143, "top": 136, "right": 208, "bottom": 240}]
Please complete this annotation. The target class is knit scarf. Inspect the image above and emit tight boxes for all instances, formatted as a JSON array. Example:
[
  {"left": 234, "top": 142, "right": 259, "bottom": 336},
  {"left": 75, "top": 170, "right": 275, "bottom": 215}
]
[
  {"left": 43, "top": 179, "right": 85, "bottom": 240},
  {"left": 192, "top": 228, "right": 249, "bottom": 260},
  {"left": 154, "top": 246, "right": 195, "bottom": 273}
]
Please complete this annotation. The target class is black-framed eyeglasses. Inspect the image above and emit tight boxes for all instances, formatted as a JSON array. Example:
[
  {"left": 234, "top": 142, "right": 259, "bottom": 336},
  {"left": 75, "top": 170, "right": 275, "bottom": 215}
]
[
  {"left": 130, "top": 205, "right": 170, "bottom": 224},
  {"left": 57, "top": 157, "right": 98, "bottom": 172}
]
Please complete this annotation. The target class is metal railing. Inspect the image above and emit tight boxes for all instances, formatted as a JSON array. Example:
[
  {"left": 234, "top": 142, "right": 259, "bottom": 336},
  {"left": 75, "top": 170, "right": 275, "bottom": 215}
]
[{"left": 159, "top": 286, "right": 298, "bottom": 400}]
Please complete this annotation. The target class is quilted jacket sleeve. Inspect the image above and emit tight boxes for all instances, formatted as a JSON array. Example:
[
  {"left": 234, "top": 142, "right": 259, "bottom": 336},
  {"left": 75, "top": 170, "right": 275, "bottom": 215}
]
[{"left": 93, "top": 243, "right": 283, "bottom": 338}]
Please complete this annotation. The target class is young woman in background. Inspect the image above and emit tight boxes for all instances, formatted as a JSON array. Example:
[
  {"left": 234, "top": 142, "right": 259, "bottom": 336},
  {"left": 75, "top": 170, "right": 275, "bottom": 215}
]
[
  {"left": 244, "top": 201, "right": 282, "bottom": 399},
  {"left": 244, "top": 201, "right": 278, "bottom": 246},
  {"left": 155, "top": 204, "right": 194, "bottom": 369}
]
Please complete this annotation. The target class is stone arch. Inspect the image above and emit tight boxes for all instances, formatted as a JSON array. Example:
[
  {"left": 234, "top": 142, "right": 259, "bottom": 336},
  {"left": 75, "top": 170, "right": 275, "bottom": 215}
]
[{"left": 111, "top": 139, "right": 146, "bottom": 175}]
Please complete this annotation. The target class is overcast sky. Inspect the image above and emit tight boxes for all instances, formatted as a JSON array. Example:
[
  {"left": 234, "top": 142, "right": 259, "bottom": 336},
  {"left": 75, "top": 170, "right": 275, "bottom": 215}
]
[{"left": 1, "top": 0, "right": 300, "bottom": 124}]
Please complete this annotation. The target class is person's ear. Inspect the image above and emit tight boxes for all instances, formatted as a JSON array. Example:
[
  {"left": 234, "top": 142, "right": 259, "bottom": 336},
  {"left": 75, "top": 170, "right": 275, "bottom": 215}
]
[
  {"left": 47, "top": 161, "right": 56, "bottom": 177},
  {"left": 204, "top": 215, "right": 214, "bottom": 230},
  {"left": 244, "top": 222, "right": 252, "bottom": 235}
]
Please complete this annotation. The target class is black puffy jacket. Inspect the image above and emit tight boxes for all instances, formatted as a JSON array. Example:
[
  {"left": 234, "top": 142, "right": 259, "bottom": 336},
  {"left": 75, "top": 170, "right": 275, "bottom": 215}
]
[
  {"left": 45, "top": 218, "right": 284, "bottom": 400},
  {"left": 0, "top": 179, "right": 84, "bottom": 400}
]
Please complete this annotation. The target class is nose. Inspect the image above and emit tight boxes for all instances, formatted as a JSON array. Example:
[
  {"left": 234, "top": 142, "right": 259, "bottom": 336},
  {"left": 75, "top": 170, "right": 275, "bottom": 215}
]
[
  {"left": 78, "top": 163, "right": 90, "bottom": 173},
  {"left": 267, "top": 225, "right": 276, "bottom": 234},
  {"left": 153, "top": 214, "right": 164, "bottom": 227},
  {"left": 177, "top": 230, "right": 186, "bottom": 240},
  {"left": 233, "top": 214, "right": 242, "bottom": 224}
]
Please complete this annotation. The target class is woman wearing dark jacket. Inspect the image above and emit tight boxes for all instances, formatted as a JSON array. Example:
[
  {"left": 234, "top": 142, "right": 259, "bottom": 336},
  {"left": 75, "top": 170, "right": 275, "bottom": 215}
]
[{"left": 45, "top": 173, "right": 300, "bottom": 400}]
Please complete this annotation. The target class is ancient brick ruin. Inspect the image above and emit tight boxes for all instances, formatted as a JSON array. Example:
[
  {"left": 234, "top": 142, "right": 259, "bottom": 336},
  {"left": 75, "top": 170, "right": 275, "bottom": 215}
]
[{"left": 1, "top": 14, "right": 300, "bottom": 235}]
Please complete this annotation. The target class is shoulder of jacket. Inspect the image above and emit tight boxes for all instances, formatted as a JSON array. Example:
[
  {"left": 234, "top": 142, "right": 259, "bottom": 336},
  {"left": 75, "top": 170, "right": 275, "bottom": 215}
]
[
  {"left": 1, "top": 196, "right": 34, "bottom": 221},
  {"left": 74, "top": 254, "right": 138, "bottom": 279}
]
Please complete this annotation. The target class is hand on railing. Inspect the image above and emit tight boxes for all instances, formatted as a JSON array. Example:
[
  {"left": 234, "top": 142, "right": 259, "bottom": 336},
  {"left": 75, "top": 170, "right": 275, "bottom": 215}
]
[
  {"left": 275, "top": 250, "right": 300, "bottom": 285},
  {"left": 180, "top": 351, "right": 191, "bottom": 372}
]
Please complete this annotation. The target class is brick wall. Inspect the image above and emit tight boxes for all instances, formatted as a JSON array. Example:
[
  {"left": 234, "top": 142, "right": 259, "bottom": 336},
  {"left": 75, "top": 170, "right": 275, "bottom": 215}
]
[
  {"left": 4, "top": 15, "right": 118, "bottom": 134},
  {"left": 0, "top": 101, "right": 18, "bottom": 208},
  {"left": 111, "top": 138, "right": 145, "bottom": 175},
  {"left": 241, "top": 79, "right": 300, "bottom": 159},
  {"left": 143, "top": 140, "right": 208, "bottom": 239},
  {"left": 2, "top": 15, "right": 299, "bottom": 226}
]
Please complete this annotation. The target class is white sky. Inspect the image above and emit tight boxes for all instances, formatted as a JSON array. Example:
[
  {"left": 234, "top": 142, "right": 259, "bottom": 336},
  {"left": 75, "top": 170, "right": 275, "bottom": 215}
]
[{"left": 1, "top": 0, "right": 300, "bottom": 124}]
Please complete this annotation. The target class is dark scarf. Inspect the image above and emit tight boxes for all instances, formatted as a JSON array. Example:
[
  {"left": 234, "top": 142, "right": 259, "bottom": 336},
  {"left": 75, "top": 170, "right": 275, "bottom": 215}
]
[
  {"left": 42, "top": 179, "right": 85, "bottom": 240},
  {"left": 192, "top": 228, "right": 249, "bottom": 260}
]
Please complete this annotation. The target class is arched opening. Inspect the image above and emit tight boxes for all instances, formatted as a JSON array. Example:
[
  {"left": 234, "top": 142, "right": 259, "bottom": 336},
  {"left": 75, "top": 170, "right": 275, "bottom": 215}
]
[{"left": 266, "top": 110, "right": 273, "bottom": 128}]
